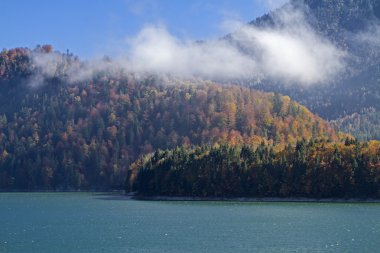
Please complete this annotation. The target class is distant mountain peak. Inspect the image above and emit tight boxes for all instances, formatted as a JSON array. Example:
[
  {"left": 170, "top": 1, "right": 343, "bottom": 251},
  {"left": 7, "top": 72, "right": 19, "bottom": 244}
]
[{"left": 251, "top": 0, "right": 379, "bottom": 32}]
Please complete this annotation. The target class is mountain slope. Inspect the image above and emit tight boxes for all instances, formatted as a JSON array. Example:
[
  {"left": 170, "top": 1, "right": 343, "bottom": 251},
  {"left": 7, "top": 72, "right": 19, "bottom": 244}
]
[
  {"left": 331, "top": 108, "right": 380, "bottom": 141},
  {"left": 0, "top": 47, "right": 339, "bottom": 190},
  {"left": 235, "top": 0, "right": 380, "bottom": 139}
]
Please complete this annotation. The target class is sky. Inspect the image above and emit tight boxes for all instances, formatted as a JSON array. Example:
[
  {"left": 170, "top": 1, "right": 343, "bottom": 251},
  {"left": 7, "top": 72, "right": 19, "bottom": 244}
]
[{"left": 1, "top": 0, "right": 287, "bottom": 58}]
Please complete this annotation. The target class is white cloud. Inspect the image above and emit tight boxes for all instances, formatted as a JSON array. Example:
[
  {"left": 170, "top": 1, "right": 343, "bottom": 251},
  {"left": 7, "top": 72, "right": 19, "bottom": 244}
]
[
  {"left": 231, "top": 8, "right": 346, "bottom": 84},
  {"left": 29, "top": 2, "right": 346, "bottom": 87},
  {"left": 125, "top": 25, "right": 258, "bottom": 80},
  {"left": 125, "top": 0, "right": 159, "bottom": 16},
  {"left": 258, "top": 0, "right": 289, "bottom": 10},
  {"left": 123, "top": 6, "right": 346, "bottom": 85}
]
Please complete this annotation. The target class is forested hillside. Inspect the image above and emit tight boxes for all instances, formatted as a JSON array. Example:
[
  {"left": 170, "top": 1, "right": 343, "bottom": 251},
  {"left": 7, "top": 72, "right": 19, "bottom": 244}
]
[
  {"left": 128, "top": 139, "right": 380, "bottom": 198},
  {"left": 0, "top": 47, "right": 338, "bottom": 190}
]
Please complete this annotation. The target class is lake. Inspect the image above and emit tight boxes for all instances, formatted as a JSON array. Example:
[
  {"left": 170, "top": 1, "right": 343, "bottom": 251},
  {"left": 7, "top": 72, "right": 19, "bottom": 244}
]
[{"left": 1, "top": 193, "right": 380, "bottom": 253}]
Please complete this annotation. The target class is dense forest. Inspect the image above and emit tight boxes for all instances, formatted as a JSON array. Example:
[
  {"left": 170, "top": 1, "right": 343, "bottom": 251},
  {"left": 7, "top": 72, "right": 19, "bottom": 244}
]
[
  {"left": 0, "top": 46, "right": 339, "bottom": 190},
  {"left": 127, "top": 138, "right": 380, "bottom": 198}
]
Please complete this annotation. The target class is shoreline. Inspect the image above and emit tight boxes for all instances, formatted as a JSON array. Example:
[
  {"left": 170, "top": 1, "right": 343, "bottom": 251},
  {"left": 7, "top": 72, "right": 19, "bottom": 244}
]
[
  {"left": 1, "top": 191, "right": 380, "bottom": 203},
  {"left": 0, "top": 189, "right": 125, "bottom": 193},
  {"left": 132, "top": 195, "right": 380, "bottom": 203}
]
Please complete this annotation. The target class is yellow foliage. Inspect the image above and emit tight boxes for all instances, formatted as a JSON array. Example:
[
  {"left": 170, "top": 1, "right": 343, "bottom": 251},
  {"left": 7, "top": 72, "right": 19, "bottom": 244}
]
[
  {"left": 1, "top": 150, "right": 8, "bottom": 160},
  {"left": 74, "top": 96, "right": 81, "bottom": 103}
]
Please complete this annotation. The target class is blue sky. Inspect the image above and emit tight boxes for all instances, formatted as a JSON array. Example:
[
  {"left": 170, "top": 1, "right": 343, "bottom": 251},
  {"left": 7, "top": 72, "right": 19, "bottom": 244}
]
[{"left": 1, "top": 0, "right": 287, "bottom": 58}]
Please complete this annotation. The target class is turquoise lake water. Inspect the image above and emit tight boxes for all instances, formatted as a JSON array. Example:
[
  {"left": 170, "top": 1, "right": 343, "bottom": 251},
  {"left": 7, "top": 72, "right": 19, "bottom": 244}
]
[{"left": 1, "top": 193, "right": 380, "bottom": 252}]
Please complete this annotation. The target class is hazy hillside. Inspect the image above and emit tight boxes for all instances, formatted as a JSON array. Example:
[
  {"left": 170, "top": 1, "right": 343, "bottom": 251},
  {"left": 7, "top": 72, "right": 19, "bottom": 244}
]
[
  {"left": 235, "top": 0, "right": 380, "bottom": 139},
  {"left": 0, "top": 47, "right": 338, "bottom": 190},
  {"left": 331, "top": 108, "right": 380, "bottom": 141}
]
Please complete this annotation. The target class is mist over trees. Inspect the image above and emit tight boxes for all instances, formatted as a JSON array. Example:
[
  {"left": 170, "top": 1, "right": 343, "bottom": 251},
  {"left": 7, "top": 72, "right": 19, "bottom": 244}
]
[
  {"left": 2, "top": 0, "right": 380, "bottom": 195},
  {"left": 0, "top": 46, "right": 341, "bottom": 190}
]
